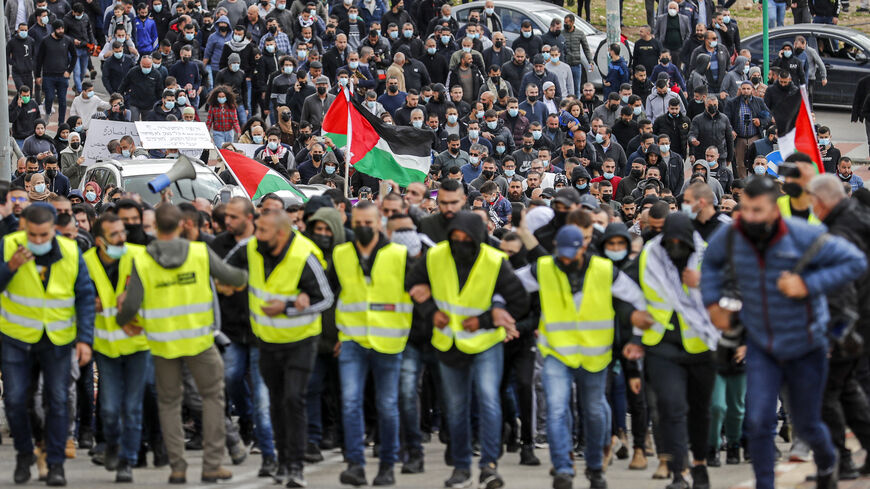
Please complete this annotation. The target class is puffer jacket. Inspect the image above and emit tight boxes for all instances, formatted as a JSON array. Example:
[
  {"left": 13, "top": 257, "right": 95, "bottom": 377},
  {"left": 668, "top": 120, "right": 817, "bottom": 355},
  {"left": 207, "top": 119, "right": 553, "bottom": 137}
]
[
  {"left": 701, "top": 217, "right": 867, "bottom": 360},
  {"left": 562, "top": 26, "right": 592, "bottom": 66},
  {"left": 498, "top": 109, "right": 530, "bottom": 148}
]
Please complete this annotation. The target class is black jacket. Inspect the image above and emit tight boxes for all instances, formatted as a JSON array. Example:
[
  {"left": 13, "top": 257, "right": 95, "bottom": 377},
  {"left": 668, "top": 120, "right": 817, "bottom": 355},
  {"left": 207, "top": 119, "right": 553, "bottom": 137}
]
[
  {"left": 653, "top": 112, "right": 691, "bottom": 158},
  {"left": 62, "top": 11, "right": 95, "bottom": 46},
  {"left": 8, "top": 35, "right": 36, "bottom": 74},
  {"left": 9, "top": 99, "right": 41, "bottom": 140},
  {"left": 118, "top": 65, "right": 163, "bottom": 110},
  {"left": 209, "top": 232, "right": 254, "bottom": 344},
  {"left": 35, "top": 33, "right": 76, "bottom": 77}
]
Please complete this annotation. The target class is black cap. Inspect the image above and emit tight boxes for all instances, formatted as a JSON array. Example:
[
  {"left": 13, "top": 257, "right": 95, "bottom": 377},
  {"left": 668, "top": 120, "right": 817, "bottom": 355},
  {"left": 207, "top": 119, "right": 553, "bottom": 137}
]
[{"left": 553, "top": 188, "right": 581, "bottom": 206}]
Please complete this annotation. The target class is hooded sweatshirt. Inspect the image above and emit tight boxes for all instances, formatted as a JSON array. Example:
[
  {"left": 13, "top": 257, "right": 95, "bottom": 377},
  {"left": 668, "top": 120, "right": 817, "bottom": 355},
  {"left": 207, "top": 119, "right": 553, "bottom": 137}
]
[
  {"left": 680, "top": 160, "right": 724, "bottom": 203},
  {"left": 720, "top": 56, "right": 749, "bottom": 98},
  {"left": 203, "top": 15, "right": 233, "bottom": 71},
  {"left": 306, "top": 207, "right": 346, "bottom": 355},
  {"left": 687, "top": 53, "right": 710, "bottom": 99}
]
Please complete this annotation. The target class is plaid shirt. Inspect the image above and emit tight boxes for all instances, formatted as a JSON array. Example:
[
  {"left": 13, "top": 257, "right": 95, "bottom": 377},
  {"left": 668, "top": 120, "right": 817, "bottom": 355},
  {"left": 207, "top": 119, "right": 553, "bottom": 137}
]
[
  {"left": 259, "top": 32, "right": 292, "bottom": 56},
  {"left": 206, "top": 105, "right": 241, "bottom": 133},
  {"left": 737, "top": 98, "right": 754, "bottom": 137}
]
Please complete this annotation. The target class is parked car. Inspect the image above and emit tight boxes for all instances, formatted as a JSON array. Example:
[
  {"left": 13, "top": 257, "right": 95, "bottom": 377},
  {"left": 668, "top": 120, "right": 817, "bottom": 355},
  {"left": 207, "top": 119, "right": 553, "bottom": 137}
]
[
  {"left": 452, "top": 0, "right": 632, "bottom": 88},
  {"left": 742, "top": 25, "right": 870, "bottom": 107}
]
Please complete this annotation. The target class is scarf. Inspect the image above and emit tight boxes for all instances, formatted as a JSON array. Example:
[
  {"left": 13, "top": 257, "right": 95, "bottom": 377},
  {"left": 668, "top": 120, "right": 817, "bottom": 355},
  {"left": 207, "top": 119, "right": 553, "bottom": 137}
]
[
  {"left": 642, "top": 234, "right": 721, "bottom": 350},
  {"left": 264, "top": 144, "right": 287, "bottom": 158},
  {"left": 297, "top": 15, "right": 314, "bottom": 28}
]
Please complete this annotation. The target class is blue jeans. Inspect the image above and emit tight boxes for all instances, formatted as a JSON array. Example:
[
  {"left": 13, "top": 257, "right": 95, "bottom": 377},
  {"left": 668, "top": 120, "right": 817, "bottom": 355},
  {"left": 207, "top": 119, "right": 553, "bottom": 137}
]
[
  {"left": 96, "top": 351, "right": 148, "bottom": 464},
  {"left": 224, "top": 342, "right": 275, "bottom": 458},
  {"left": 570, "top": 64, "right": 584, "bottom": 96},
  {"left": 542, "top": 355, "right": 610, "bottom": 475},
  {"left": 768, "top": 1, "right": 787, "bottom": 27},
  {"left": 212, "top": 129, "right": 235, "bottom": 148},
  {"left": 399, "top": 343, "right": 425, "bottom": 455},
  {"left": 73, "top": 47, "right": 90, "bottom": 93},
  {"left": 237, "top": 105, "right": 248, "bottom": 128},
  {"left": 339, "top": 340, "right": 402, "bottom": 466},
  {"left": 2, "top": 336, "right": 72, "bottom": 465},
  {"left": 745, "top": 342, "right": 836, "bottom": 489},
  {"left": 813, "top": 15, "right": 835, "bottom": 23},
  {"left": 43, "top": 75, "right": 69, "bottom": 124},
  {"left": 439, "top": 342, "right": 504, "bottom": 470}
]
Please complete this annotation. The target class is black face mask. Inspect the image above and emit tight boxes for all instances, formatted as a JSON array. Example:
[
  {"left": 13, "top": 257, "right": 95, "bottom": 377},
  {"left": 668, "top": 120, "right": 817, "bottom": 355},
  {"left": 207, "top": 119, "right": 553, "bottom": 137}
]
[
  {"left": 564, "top": 149, "right": 574, "bottom": 158},
  {"left": 316, "top": 86, "right": 327, "bottom": 95},
  {"left": 523, "top": 143, "right": 534, "bottom": 150},
  {"left": 630, "top": 168, "right": 643, "bottom": 178},
  {"left": 663, "top": 240, "right": 693, "bottom": 271},
  {"left": 482, "top": 169, "right": 494, "bottom": 179},
  {"left": 750, "top": 76, "right": 761, "bottom": 84},
  {"left": 281, "top": 111, "right": 291, "bottom": 122},
  {"left": 219, "top": 26, "right": 229, "bottom": 34},
  {"left": 782, "top": 182, "right": 803, "bottom": 198},
  {"left": 552, "top": 210, "right": 567, "bottom": 228},
  {"left": 45, "top": 169, "right": 58, "bottom": 179},
  {"left": 706, "top": 106, "right": 718, "bottom": 116},
  {"left": 354, "top": 225, "right": 376, "bottom": 246},
  {"left": 388, "top": 85, "right": 398, "bottom": 93},
  {"left": 70, "top": 142, "right": 81, "bottom": 150},
  {"left": 449, "top": 239, "right": 478, "bottom": 266},
  {"left": 508, "top": 248, "right": 528, "bottom": 269},
  {"left": 601, "top": 193, "right": 612, "bottom": 202},
  {"left": 312, "top": 153, "right": 322, "bottom": 162},
  {"left": 494, "top": 40, "right": 503, "bottom": 48},
  {"left": 311, "top": 233, "right": 332, "bottom": 250},
  {"left": 527, "top": 94, "right": 537, "bottom": 102},
  {"left": 742, "top": 218, "right": 776, "bottom": 242},
  {"left": 490, "top": 75, "right": 500, "bottom": 85},
  {"left": 125, "top": 223, "right": 148, "bottom": 245},
  {"left": 268, "top": 26, "right": 277, "bottom": 34}
]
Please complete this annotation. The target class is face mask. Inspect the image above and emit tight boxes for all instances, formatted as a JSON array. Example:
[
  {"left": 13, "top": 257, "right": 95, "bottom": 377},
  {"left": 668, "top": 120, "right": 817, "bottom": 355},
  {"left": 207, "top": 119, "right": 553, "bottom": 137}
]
[
  {"left": 523, "top": 142, "right": 534, "bottom": 150},
  {"left": 694, "top": 98, "right": 704, "bottom": 104},
  {"left": 741, "top": 219, "right": 775, "bottom": 242},
  {"left": 668, "top": 8, "right": 677, "bottom": 15},
  {"left": 449, "top": 239, "right": 478, "bottom": 265},
  {"left": 230, "top": 63, "right": 240, "bottom": 72},
  {"left": 630, "top": 168, "right": 643, "bottom": 179},
  {"left": 354, "top": 225, "right": 376, "bottom": 246},
  {"left": 85, "top": 190, "right": 97, "bottom": 201},
  {"left": 839, "top": 171, "right": 852, "bottom": 181},
  {"left": 496, "top": 146, "right": 505, "bottom": 154},
  {"left": 141, "top": 67, "right": 152, "bottom": 74},
  {"left": 819, "top": 138, "right": 830, "bottom": 146},
  {"left": 163, "top": 100, "right": 175, "bottom": 110},
  {"left": 621, "top": 95, "right": 629, "bottom": 104},
  {"left": 312, "top": 233, "right": 332, "bottom": 250},
  {"left": 233, "top": 34, "right": 243, "bottom": 42},
  {"left": 253, "top": 135, "right": 264, "bottom": 144},
  {"left": 508, "top": 108, "right": 518, "bottom": 117},
  {"left": 595, "top": 134, "right": 604, "bottom": 144},
  {"left": 783, "top": 50, "right": 793, "bottom": 58},
  {"left": 297, "top": 49, "right": 308, "bottom": 58},
  {"left": 633, "top": 106, "right": 642, "bottom": 116},
  {"left": 18, "top": 30, "right": 28, "bottom": 39},
  {"left": 782, "top": 182, "right": 803, "bottom": 198},
  {"left": 122, "top": 149, "right": 131, "bottom": 157},
  {"left": 754, "top": 165, "right": 766, "bottom": 175},
  {"left": 412, "top": 120, "right": 423, "bottom": 129},
  {"left": 522, "top": 30, "right": 531, "bottom": 38},
  {"left": 403, "top": 29, "right": 413, "bottom": 38},
  {"left": 706, "top": 106, "right": 718, "bottom": 116},
  {"left": 217, "top": 96, "right": 227, "bottom": 104},
  {"left": 427, "top": 47, "right": 436, "bottom": 55},
  {"left": 21, "top": 95, "right": 31, "bottom": 104},
  {"left": 389, "top": 31, "right": 399, "bottom": 39},
  {"left": 441, "top": 35, "right": 450, "bottom": 44},
  {"left": 468, "top": 129, "right": 479, "bottom": 140},
  {"left": 709, "top": 40, "right": 718, "bottom": 48},
  {"left": 603, "top": 171, "right": 614, "bottom": 180},
  {"left": 184, "top": 32, "right": 195, "bottom": 41},
  {"left": 338, "top": 77, "right": 348, "bottom": 87},
  {"left": 267, "top": 141, "right": 279, "bottom": 151},
  {"left": 110, "top": 50, "right": 124, "bottom": 59},
  {"left": 277, "top": 3, "right": 285, "bottom": 9},
  {"left": 603, "top": 248, "right": 627, "bottom": 262},
  {"left": 41, "top": 15, "right": 49, "bottom": 24},
  {"left": 751, "top": 76, "right": 761, "bottom": 84},
  {"left": 482, "top": 169, "right": 495, "bottom": 180},
  {"left": 504, "top": 169, "right": 515, "bottom": 177},
  {"left": 75, "top": 14, "right": 83, "bottom": 20},
  {"left": 486, "top": 121, "right": 498, "bottom": 130},
  {"left": 475, "top": 110, "right": 485, "bottom": 119},
  {"left": 575, "top": 182, "right": 588, "bottom": 191},
  {"left": 34, "top": 183, "right": 46, "bottom": 194},
  {"left": 317, "top": 86, "right": 327, "bottom": 95},
  {"left": 27, "top": 239, "right": 52, "bottom": 256},
  {"left": 312, "top": 153, "right": 322, "bottom": 162},
  {"left": 663, "top": 240, "right": 693, "bottom": 270},
  {"left": 681, "top": 202, "right": 698, "bottom": 220},
  {"left": 264, "top": 44, "right": 276, "bottom": 53},
  {"left": 71, "top": 141, "right": 81, "bottom": 150},
  {"left": 105, "top": 243, "right": 127, "bottom": 259},
  {"left": 45, "top": 168, "right": 58, "bottom": 179},
  {"left": 528, "top": 130, "right": 541, "bottom": 140},
  {"left": 268, "top": 26, "right": 278, "bottom": 35}
]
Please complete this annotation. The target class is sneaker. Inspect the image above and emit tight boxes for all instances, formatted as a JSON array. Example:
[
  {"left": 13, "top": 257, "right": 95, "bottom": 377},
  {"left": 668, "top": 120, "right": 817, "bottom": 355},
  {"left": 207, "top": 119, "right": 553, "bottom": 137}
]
[
  {"left": 185, "top": 434, "right": 203, "bottom": 451},
  {"left": 629, "top": 447, "right": 647, "bottom": 470},
  {"left": 46, "top": 464, "right": 66, "bottom": 487},
  {"left": 519, "top": 444, "right": 541, "bottom": 466},
  {"left": 789, "top": 439, "right": 812, "bottom": 462},
  {"left": 229, "top": 441, "right": 247, "bottom": 465},
  {"left": 535, "top": 433, "right": 548, "bottom": 448},
  {"left": 725, "top": 444, "right": 740, "bottom": 465},
  {"left": 339, "top": 463, "right": 366, "bottom": 486},
  {"left": 586, "top": 468, "right": 607, "bottom": 489},
  {"left": 779, "top": 423, "right": 791, "bottom": 443},
  {"left": 839, "top": 456, "right": 860, "bottom": 480},
  {"left": 304, "top": 442, "right": 324, "bottom": 463},
  {"left": 857, "top": 6, "right": 870, "bottom": 11},
  {"left": 444, "top": 468, "right": 472, "bottom": 488},
  {"left": 201, "top": 466, "right": 233, "bottom": 483},
  {"left": 14, "top": 452, "right": 36, "bottom": 484},
  {"left": 706, "top": 447, "right": 721, "bottom": 468},
  {"left": 373, "top": 463, "right": 395, "bottom": 486},
  {"left": 272, "top": 464, "right": 288, "bottom": 484},
  {"left": 615, "top": 430, "right": 629, "bottom": 460},
  {"left": 665, "top": 475, "right": 690, "bottom": 489},
  {"left": 115, "top": 461, "right": 133, "bottom": 483},
  {"left": 168, "top": 469, "right": 186, "bottom": 484},
  {"left": 104, "top": 444, "right": 120, "bottom": 472},
  {"left": 402, "top": 452, "right": 424, "bottom": 474},
  {"left": 690, "top": 465, "right": 710, "bottom": 489},
  {"left": 552, "top": 472, "right": 573, "bottom": 489},
  {"left": 78, "top": 429, "right": 94, "bottom": 450},
  {"left": 286, "top": 464, "right": 306, "bottom": 488},
  {"left": 259, "top": 456, "right": 277, "bottom": 477},
  {"left": 478, "top": 462, "right": 504, "bottom": 489}
]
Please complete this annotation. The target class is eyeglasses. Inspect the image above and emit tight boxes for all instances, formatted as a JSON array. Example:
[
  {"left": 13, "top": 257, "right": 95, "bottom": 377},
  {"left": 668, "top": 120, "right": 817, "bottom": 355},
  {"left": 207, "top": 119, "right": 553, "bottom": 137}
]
[{"left": 9, "top": 197, "right": 27, "bottom": 203}]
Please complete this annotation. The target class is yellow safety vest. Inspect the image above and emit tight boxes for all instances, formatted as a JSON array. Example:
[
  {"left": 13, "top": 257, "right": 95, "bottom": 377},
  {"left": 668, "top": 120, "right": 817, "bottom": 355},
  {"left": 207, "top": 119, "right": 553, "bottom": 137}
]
[
  {"left": 638, "top": 246, "right": 709, "bottom": 354},
  {"left": 247, "top": 233, "right": 326, "bottom": 344},
  {"left": 537, "top": 255, "right": 615, "bottom": 372},
  {"left": 777, "top": 195, "right": 820, "bottom": 224},
  {"left": 333, "top": 242, "right": 413, "bottom": 354},
  {"left": 83, "top": 244, "right": 149, "bottom": 358},
  {"left": 136, "top": 241, "right": 215, "bottom": 359},
  {"left": 0, "top": 232, "right": 78, "bottom": 345},
  {"left": 426, "top": 241, "right": 506, "bottom": 354}
]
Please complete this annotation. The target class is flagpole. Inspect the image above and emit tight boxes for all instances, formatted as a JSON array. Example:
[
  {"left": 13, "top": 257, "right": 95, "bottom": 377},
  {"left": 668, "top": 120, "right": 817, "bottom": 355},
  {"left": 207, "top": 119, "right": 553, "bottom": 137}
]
[{"left": 343, "top": 85, "right": 353, "bottom": 199}]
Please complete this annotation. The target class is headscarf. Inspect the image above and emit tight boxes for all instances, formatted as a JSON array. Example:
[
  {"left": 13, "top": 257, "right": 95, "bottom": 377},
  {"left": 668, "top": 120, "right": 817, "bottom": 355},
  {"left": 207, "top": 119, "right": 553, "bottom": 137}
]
[
  {"left": 84, "top": 181, "right": 102, "bottom": 204},
  {"left": 29, "top": 173, "right": 49, "bottom": 201}
]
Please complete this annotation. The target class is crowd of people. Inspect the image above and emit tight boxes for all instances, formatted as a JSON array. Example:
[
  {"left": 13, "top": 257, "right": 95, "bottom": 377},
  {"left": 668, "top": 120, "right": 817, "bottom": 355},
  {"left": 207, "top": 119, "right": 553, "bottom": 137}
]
[{"left": 2, "top": 0, "right": 870, "bottom": 489}]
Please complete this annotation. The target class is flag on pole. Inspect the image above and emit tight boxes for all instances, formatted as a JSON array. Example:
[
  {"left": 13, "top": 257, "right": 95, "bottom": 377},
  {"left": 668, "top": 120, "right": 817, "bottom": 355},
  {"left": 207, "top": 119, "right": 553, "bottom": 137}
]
[
  {"left": 321, "top": 89, "right": 437, "bottom": 187},
  {"left": 773, "top": 86, "right": 824, "bottom": 173},
  {"left": 219, "top": 149, "right": 306, "bottom": 201}
]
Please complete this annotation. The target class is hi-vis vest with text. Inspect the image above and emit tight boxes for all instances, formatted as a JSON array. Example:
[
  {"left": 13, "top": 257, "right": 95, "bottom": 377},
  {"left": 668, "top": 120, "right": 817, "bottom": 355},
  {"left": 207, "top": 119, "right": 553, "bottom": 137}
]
[
  {"left": 0, "top": 232, "right": 78, "bottom": 345},
  {"left": 426, "top": 241, "right": 506, "bottom": 354},
  {"left": 83, "top": 244, "right": 149, "bottom": 358},
  {"left": 137, "top": 241, "right": 215, "bottom": 359},
  {"left": 334, "top": 242, "right": 413, "bottom": 354},
  {"left": 537, "top": 255, "right": 615, "bottom": 372},
  {"left": 247, "top": 233, "right": 326, "bottom": 344},
  {"left": 638, "top": 247, "right": 709, "bottom": 354},
  {"left": 777, "top": 195, "right": 821, "bottom": 224}
]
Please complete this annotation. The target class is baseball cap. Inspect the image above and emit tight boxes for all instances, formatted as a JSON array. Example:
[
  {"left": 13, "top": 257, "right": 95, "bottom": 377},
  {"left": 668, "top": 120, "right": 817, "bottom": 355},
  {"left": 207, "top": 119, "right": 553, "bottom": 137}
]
[
  {"left": 553, "top": 188, "right": 581, "bottom": 207},
  {"left": 555, "top": 225, "right": 584, "bottom": 259},
  {"left": 578, "top": 194, "right": 599, "bottom": 210}
]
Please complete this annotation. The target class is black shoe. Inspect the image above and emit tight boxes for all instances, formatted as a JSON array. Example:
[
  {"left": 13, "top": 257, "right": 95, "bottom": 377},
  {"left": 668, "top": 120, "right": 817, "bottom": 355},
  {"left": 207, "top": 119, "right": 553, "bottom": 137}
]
[
  {"left": 259, "top": 456, "right": 277, "bottom": 477},
  {"left": 444, "top": 468, "right": 471, "bottom": 488},
  {"left": 185, "top": 434, "right": 203, "bottom": 451},
  {"left": 229, "top": 441, "right": 247, "bottom": 465},
  {"left": 778, "top": 423, "right": 791, "bottom": 443},
  {"left": 479, "top": 463, "right": 504, "bottom": 489},
  {"left": 552, "top": 472, "right": 573, "bottom": 489},
  {"left": 320, "top": 432, "right": 337, "bottom": 450},
  {"left": 373, "top": 463, "right": 395, "bottom": 486},
  {"left": 726, "top": 444, "right": 740, "bottom": 465},
  {"left": 104, "top": 444, "right": 120, "bottom": 472},
  {"left": 304, "top": 442, "right": 324, "bottom": 463},
  {"left": 273, "top": 464, "right": 289, "bottom": 484},
  {"left": 286, "top": 464, "right": 306, "bottom": 488},
  {"left": 115, "top": 461, "right": 133, "bottom": 483},
  {"left": 78, "top": 429, "right": 94, "bottom": 450},
  {"left": 665, "top": 474, "right": 690, "bottom": 489},
  {"left": 503, "top": 421, "right": 520, "bottom": 453},
  {"left": 815, "top": 463, "right": 839, "bottom": 489},
  {"left": 339, "top": 463, "right": 367, "bottom": 486},
  {"left": 444, "top": 444, "right": 454, "bottom": 467},
  {"left": 401, "top": 452, "right": 424, "bottom": 474},
  {"left": 573, "top": 440, "right": 585, "bottom": 458},
  {"left": 46, "top": 464, "right": 66, "bottom": 487},
  {"left": 152, "top": 442, "right": 169, "bottom": 468},
  {"left": 586, "top": 468, "right": 607, "bottom": 489},
  {"left": 839, "top": 456, "right": 859, "bottom": 480},
  {"left": 471, "top": 440, "right": 481, "bottom": 456},
  {"left": 519, "top": 444, "right": 541, "bottom": 466},
  {"left": 706, "top": 447, "right": 720, "bottom": 468},
  {"left": 691, "top": 465, "right": 710, "bottom": 489},
  {"left": 14, "top": 452, "right": 35, "bottom": 484},
  {"left": 132, "top": 445, "right": 145, "bottom": 468}
]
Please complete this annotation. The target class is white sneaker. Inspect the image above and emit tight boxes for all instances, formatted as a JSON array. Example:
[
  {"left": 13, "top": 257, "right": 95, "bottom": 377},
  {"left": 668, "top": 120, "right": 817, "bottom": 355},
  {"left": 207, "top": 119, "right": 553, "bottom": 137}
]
[{"left": 789, "top": 438, "right": 812, "bottom": 462}]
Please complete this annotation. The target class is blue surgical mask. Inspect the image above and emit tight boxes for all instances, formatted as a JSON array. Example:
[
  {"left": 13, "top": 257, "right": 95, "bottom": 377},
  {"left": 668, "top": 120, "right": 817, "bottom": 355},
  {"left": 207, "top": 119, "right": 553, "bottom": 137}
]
[
  {"left": 266, "top": 44, "right": 275, "bottom": 53},
  {"left": 508, "top": 108, "right": 518, "bottom": 117},
  {"left": 165, "top": 101, "right": 175, "bottom": 109},
  {"left": 113, "top": 51, "right": 124, "bottom": 59},
  {"left": 633, "top": 106, "right": 642, "bottom": 116},
  {"left": 325, "top": 165, "right": 336, "bottom": 174},
  {"left": 681, "top": 202, "right": 697, "bottom": 219},
  {"left": 233, "top": 34, "right": 243, "bottom": 42},
  {"left": 253, "top": 135, "right": 264, "bottom": 143},
  {"left": 349, "top": 60, "right": 359, "bottom": 69},
  {"left": 447, "top": 114, "right": 457, "bottom": 124},
  {"left": 754, "top": 165, "right": 767, "bottom": 175},
  {"left": 441, "top": 35, "right": 450, "bottom": 44},
  {"left": 297, "top": 50, "right": 307, "bottom": 58},
  {"left": 27, "top": 239, "right": 52, "bottom": 256},
  {"left": 105, "top": 243, "right": 127, "bottom": 259},
  {"left": 268, "top": 141, "right": 279, "bottom": 150},
  {"left": 496, "top": 146, "right": 505, "bottom": 154},
  {"left": 348, "top": 13, "right": 357, "bottom": 20},
  {"left": 469, "top": 156, "right": 479, "bottom": 165},
  {"left": 603, "top": 171, "right": 614, "bottom": 179},
  {"left": 389, "top": 30, "right": 398, "bottom": 39},
  {"left": 153, "top": 4, "right": 162, "bottom": 11},
  {"left": 819, "top": 137, "right": 830, "bottom": 146},
  {"left": 477, "top": 110, "right": 485, "bottom": 119},
  {"left": 427, "top": 47, "right": 436, "bottom": 55},
  {"left": 339, "top": 77, "right": 348, "bottom": 86},
  {"left": 551, "top": 56, "right": 559, "bottom": 63},
  {"left": 743, "top": 65, "right": 750, "bottom": 74},
  {"left": 367, "top": 100, "right": 376, "bottom": 109},
  {"left": 277, "top": 2, "right": 285, "bottom": 9},
  {"left": 177, "top": 96, "right": 188, "bottom": 106},
  {"left": 604, "top": 249, "right": 628, "bottom": 261},
  {"left": 41, "top": 15, "right": 49, "bottom": 24},
  {"left": 621, "top": 95, "right": 629, "bottom": 103},
  {"left": 141, "top": 67, "right": 152, "bottom": 74},
  {"left": 75, "top": 14, "right": 83, "bottom": 20},
  {"left": 532, "top": 130, "right": 542, "bottom": 140},
  {"left": 230, "top": 63, "right": 240, "bottom": 72},
  {"left": 710, "top": 40, "right": 718, "bottom": 48},
  {"left": 522, "top": 30, "right": 531, "bottom": 38},
  {"left": 74, "top": 125, "right": 83, "bottom": 132},
  {"left": 122, "top": 149, "right": 131, "bottom": 157},
  {"left": 542, "top": 52, "right": 550, "bottom": 61},
  {"left": 468, "top": 129, "right": 479, "bottom": 139},
  {"left": 659, "top": 144, "right": 670, "bottom": 153},
  {"left": 283, "top": 66, "right": 293, "bottom": 75},
  {"left": 575, "top": 182, "right": 588, "bottom": 190},
  {"left": 85, "top": 191, "right": 97, "bottom": 201},
  {"left": 18, "top": 30, "right": 28, "bottom": 39},
  {"left": 185, "top": 33, "right": 195, "bottom": 40},
  {"left": 217, "top": 96, "right": 227, "bottom": 104},
  {"left": 412, "top": 120, "right": 423, "bottom": 129},
  {"left": 404, "top": 29, "right": 413, "bottom": 38},
  {"left": 487, "top": 121, "right": 497, "bottom": 130},
  {"left": 723, "top": 15, "right": 731, "bottom": 23},
  {"left": 462, "top": 46, "right": 471, "bottom": 53},
  {"left": 595, "top": 133, "right": 604, "bottom": 144},
  {"left": 504, "top": 169, "right": 515, "bottom": 177},
  {"left": 34, "top": 183, "right": 46, "bottom": 193},
  {"left": 86, "top": 90, "right": 94, "bottom": 98}
]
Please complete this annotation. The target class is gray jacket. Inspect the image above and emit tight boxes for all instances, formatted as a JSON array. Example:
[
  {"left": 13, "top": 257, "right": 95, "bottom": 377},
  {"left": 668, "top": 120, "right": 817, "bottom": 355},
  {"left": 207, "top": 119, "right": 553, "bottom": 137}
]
[
  {"left": 300, "top": 93, "right": 336, "bottom": 132},
  {"left": 688, "top": 110, "right": 734, "bottom": 163},
  {"left": 802, "top": 46, "right": 827, "bottom": 81},
  {"left": 645, "top": 90, "right": 686, "bottom": 121},
  {"left": 719, "top": 56, "right": 749, "bottom": 98},
  {"left": 562, "top": 26, "right": 592, "bottom": 66},
  {"left": 654, "top": 12, "right": 691, "bottom": 47}
]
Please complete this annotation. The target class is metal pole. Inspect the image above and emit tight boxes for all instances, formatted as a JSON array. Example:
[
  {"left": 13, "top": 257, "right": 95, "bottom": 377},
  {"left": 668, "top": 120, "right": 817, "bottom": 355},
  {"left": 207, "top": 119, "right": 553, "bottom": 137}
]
[
  {"left": 0, "top": 7, "right": 11, "bottom": 181},
  {"left": 606, "top": 0, "right": 621, "bottom": 47},
  {"left": 763, "top": 0, "right": 770, "bottom": 82}
]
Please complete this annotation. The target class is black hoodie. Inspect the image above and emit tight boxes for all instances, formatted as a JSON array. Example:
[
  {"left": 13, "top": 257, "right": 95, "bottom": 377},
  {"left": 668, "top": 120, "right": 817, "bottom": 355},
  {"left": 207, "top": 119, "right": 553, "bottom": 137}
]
[{"left": 408, "top": 211, "right": 530, "bottom": 367}]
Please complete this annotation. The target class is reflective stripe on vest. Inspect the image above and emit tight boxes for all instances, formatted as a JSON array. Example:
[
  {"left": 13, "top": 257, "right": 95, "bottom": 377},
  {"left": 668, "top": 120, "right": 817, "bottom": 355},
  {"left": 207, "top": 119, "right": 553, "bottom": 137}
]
[
  {"left": 247, "top": 233, "right": 325, "bottom": 344},
  {"left": 777, "top": 195, "right": 821, "bottom": 224},
  {"left": 426, "top": 242, "right": 506, "bottom": 354},
  {"left": 136, "top": 241, "right": 215, "bottom": 359},
  {"left": 83, "top": 244, "right": 149, "bottom": 358},
  {"left": 0, "top": 232, "right": 78, "bottom": 345},
  {"left": 536, "top": 255, "right": 615, "bottom": 372},
  {"left": 638, "top": 246, "right": 709, "bottom": 354},
  {"left": 333, "top": 242, "right": 413, "bottom": 354}
]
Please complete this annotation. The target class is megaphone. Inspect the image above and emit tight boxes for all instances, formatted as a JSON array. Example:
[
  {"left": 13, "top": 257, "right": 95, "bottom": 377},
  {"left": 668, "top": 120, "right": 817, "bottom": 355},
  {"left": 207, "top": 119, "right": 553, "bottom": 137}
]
[{"left": 148, "top": 155, "right": 197, "bottom": 193}]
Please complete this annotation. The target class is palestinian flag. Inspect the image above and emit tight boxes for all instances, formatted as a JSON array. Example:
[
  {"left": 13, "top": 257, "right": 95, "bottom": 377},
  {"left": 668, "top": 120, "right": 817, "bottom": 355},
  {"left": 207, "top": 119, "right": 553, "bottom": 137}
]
[
  {"left": 773, "top": 86, "right": 824, "bottom": 173},
  {"left": 219, "top": 149, "right": 307, "bottom": 201},
  {"left": 321, "top": 89, "right": 437, "bottom": 187}
]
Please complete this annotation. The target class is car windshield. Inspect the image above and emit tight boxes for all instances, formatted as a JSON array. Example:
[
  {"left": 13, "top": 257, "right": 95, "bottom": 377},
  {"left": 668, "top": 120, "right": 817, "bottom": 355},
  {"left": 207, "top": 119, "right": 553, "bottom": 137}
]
[
  {"left": 531, "top": 9, "right": 598, "bottom": 35},
  {"left": 123, "top": 171, "right": 228, "bottom": 206}
]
